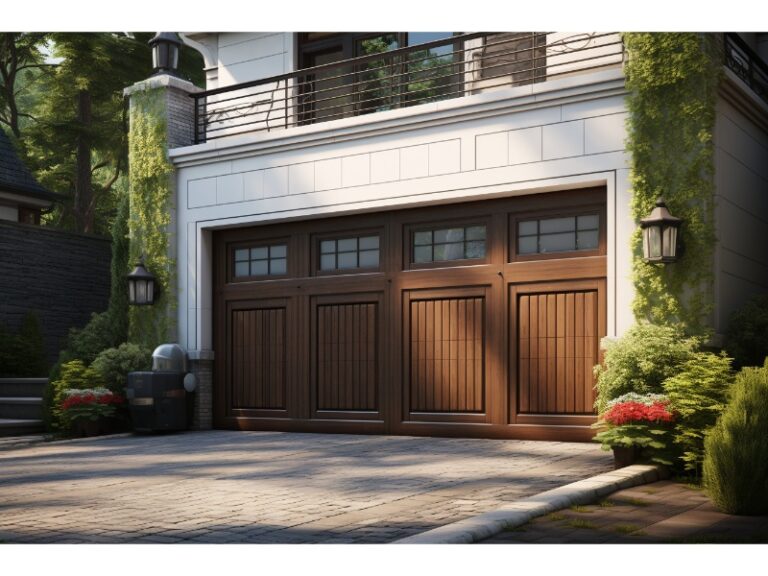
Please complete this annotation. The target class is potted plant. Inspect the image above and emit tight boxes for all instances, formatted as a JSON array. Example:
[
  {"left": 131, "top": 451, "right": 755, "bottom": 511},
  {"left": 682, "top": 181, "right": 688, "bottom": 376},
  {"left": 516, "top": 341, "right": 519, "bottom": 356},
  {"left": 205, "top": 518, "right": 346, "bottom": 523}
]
[
  {"left": 593, "top": 392, "right": 676, "bottom": 468},
  {"left": 60, "top": 388, "right": 125, "bottom": 437}
]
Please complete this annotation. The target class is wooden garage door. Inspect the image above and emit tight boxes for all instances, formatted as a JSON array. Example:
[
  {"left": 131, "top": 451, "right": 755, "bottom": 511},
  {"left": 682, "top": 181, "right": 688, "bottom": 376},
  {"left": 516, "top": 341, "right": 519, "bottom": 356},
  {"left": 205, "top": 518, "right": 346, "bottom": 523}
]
[{"left": 214, "top": 187, "right": 606, "bottom": 440}]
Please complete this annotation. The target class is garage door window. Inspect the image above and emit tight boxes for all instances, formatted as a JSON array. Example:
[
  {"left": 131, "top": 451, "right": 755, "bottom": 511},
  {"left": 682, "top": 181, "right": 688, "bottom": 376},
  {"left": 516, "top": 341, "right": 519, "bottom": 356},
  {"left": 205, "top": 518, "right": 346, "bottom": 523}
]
[
  {"left": 412, "top": 225, "right": 486, "bottom": 264},
  {"left": 517, "top": 214, "right": 599, "bottom": 255},
  {"left": 233, "top": 244, "right": 288, "bottom": 277},
  {"left": 319, "top": 235, "right": 380, "bottom": 271}
]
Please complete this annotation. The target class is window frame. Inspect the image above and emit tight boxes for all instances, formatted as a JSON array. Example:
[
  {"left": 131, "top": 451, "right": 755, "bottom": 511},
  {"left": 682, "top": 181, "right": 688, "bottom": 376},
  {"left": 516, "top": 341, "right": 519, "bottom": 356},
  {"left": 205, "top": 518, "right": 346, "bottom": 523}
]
[
  {"left": 228, "top": 238, "right": 291, "bottom": 282},
  {"left": 312, "top": 228, "right": 384, "bottom": 276},
  {"left": 509, "top": 205, "right": 606, "bottom": 262},
  {"left": 404, "top": 217, "right": 492, "bottom": 271}
]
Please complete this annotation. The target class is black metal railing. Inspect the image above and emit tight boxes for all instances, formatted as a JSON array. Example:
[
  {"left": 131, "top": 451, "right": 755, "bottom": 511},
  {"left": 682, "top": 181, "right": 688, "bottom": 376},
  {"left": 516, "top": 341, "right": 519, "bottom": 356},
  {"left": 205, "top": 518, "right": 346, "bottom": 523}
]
[
  {"left": 724, "top": 33, "right": 768, "bottom": 105},
  {"left": 192, "top": 32, "right": 623, "bottom": 144}
]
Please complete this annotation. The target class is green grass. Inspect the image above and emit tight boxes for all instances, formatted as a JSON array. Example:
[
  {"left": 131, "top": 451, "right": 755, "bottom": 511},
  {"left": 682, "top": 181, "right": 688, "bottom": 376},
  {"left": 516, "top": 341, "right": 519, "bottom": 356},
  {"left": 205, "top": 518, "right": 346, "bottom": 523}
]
[
  {"left": 598, "top": 499, "right": 615, "bottom": 508},
  {"left": 545, "top": 512, "right": 566, "bottom": 522},
  {"left": 666, "top": 532, "right": 768, "bottom": 544},
  {"left": 505, "top": 525, "right": 528, "bottom": 533},
  {"left": 565, "top": 518, "right": 597, "bottom": 530},
  {"left": 569, "top": 505, "right": 594, "bottom": 514},
  {"left": 613, "top": 524, "right": 642, "bottom": 534}
]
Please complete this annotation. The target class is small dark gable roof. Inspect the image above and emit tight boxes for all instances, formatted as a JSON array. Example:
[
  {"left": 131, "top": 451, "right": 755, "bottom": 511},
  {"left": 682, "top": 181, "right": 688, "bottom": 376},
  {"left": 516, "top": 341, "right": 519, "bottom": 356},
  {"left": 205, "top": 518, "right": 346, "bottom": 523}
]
[{"left": 0, "top": 126, "right": 60, "bottom": 202}]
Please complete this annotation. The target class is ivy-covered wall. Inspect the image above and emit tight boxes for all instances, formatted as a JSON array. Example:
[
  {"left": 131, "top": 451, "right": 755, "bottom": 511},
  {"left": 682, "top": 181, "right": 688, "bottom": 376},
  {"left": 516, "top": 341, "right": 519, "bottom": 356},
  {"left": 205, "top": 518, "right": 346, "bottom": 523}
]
[
  {"left": 127, "top": 87, "right": 176, "bottom": 350},
  {"left": 624, "top": 33, "right": 723, "bottom": 336}
]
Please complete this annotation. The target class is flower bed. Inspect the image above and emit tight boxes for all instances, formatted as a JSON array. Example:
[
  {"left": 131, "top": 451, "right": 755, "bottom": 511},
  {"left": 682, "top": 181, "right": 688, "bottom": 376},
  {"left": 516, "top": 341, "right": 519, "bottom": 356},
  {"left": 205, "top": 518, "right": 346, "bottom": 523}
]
[{"left": 60, "top": 387, "right": 125, "bottom": 436}]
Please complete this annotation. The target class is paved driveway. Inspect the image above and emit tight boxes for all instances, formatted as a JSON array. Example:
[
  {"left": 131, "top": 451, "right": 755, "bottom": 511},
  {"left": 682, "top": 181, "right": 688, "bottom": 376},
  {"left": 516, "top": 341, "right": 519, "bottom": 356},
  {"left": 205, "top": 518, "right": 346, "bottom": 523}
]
[{"left": 0, "top": 431, "right": 612, "bottom": 543}]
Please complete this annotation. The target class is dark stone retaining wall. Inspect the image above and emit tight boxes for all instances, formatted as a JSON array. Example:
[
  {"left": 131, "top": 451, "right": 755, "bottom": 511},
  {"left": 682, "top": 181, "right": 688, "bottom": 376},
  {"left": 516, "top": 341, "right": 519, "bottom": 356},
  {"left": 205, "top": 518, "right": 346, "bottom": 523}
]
[{"left": 0, "top": 220, "right": 111, "bottom": 368}]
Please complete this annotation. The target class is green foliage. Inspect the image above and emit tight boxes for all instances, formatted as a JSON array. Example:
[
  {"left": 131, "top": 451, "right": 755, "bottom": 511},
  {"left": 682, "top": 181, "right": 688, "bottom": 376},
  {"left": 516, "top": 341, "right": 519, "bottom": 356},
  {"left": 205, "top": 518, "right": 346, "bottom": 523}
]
[
  {"left": 623, "top": 33, "right": 722, "bottom": 335},
  {"left": 725, "top": 293, "right": 768, "bottom": 369},
  {"left": 663, "top": 352, "right": 735, "bottom": 475},
  {"left": 703, "top": 360, "right": 768, "bottom": 515},
  {"left": 107, "top": 188, "right": 131, "bottom": 344},
  {"left": 49, "top": 360, "right": 104, "bottom": 430},
  {"left": 0, "top": 311, "right": 47, "bottom": 377},
  {"left": 594, "top": 423, "right": 675, "bottom": 466},
  {"left": 127, "top": 87, "right": 176, "bottom": 350},
  {"left": 594, "top": 323, "right": 699, "bottom": 413},
  {"left": 91, "top": 343, "right": 151, "bottom": 394}
]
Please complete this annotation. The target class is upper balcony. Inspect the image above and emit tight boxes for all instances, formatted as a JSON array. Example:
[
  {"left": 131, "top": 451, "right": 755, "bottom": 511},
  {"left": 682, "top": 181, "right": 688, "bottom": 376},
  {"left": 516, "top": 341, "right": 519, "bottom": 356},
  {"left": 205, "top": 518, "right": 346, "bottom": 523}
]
[{"left": 191, "top": 32, "right": 624, "bottom": 144}]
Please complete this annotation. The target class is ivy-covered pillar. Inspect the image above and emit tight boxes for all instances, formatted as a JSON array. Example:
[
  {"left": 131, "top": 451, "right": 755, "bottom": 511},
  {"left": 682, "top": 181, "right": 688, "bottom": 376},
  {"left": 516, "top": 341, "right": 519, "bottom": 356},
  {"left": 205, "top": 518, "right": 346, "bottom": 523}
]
[
  {"left": 623, "top": 33, "right": 723, "bottom": 336},
  {"left": 124, "top": 74, "right": 212, "bottom": 430}
]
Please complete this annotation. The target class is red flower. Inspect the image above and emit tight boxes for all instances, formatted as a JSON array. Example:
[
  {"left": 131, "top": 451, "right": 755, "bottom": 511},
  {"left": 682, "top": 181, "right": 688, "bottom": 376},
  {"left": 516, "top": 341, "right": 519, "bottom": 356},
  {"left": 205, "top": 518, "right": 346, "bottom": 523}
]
[
  {"left": 61, "top": 392, "right": 124, "bottom": 411},
  {"left": 604, "top": 400, "right": 674, "bottom": 426}
]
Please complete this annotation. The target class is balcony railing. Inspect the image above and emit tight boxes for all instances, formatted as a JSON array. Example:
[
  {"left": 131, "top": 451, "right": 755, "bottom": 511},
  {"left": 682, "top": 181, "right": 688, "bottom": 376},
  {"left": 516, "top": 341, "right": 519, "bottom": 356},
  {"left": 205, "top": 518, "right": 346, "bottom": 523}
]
[
  {"left": 724, "top": 33, "right": 768, "bottom": 105},
  {"left": 192, "top": 32, "right": 623, "bottom": 144}
]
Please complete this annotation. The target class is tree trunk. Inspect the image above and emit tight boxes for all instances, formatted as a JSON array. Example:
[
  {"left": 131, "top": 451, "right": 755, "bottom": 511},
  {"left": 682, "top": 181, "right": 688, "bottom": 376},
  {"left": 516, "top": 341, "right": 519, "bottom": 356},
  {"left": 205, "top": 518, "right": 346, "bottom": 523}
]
[{"left": 75, "top": 89, "right": 93, "bottom": 233}]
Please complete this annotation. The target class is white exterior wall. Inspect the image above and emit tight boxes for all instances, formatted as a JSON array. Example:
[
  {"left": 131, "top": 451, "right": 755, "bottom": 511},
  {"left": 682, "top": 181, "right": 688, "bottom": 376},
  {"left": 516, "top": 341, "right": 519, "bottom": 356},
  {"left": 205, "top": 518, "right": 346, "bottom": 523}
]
[
  {"left": 216, "top": 33, "right": 294, "bottom": 88},
  {"left": 170, "top": 67, "right": 634, "bottom": 354},
  {"left": 713, "top": 73, "right": 768, "bottom": 337}
]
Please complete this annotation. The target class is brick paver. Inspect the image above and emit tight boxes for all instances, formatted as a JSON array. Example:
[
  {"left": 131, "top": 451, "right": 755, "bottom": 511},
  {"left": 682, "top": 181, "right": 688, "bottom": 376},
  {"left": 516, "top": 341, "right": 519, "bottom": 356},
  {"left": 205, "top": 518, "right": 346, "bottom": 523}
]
[
  {"left": 481, "top": 480, "right": 768, "bottom": 544},
  {"left": 0, "top": 430, "right": 611, "bottom": 543}
]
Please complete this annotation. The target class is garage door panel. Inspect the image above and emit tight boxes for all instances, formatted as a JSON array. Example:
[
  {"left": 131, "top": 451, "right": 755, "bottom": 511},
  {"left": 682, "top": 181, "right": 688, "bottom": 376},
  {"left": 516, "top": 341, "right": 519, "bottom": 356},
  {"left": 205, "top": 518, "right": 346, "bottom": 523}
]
[
  {"left": 311, "top": 293, "right": 383, "bottom": 420},
  {"left": 406, "top": 291, "right": 486, "bottom": 417},
  {"left": 513, "top": 283, "right": 601, "bottom": 417},
  {"left": 229, "top": 302, "right": 288, "bottom": 413}
]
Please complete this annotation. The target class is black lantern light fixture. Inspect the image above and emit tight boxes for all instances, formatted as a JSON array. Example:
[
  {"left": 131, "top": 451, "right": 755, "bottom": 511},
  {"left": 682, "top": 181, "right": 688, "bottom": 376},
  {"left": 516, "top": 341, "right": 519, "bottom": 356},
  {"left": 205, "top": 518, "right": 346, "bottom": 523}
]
[
  {"left": 149, "top": 32, "right": 182, "bottom": 76},
  {"left": 640, "top": 198, "right": 682, "bottom": 263},
  {"left": 127, "top": 256, "right": 157, "bottom": 306}
]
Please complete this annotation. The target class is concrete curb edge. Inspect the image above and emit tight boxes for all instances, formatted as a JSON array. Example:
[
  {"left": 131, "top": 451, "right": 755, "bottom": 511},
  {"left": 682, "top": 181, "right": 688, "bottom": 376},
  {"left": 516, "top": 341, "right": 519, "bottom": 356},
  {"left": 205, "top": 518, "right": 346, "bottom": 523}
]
[{"left": 393, "top": 464, "right": 669, "bottom": 544}]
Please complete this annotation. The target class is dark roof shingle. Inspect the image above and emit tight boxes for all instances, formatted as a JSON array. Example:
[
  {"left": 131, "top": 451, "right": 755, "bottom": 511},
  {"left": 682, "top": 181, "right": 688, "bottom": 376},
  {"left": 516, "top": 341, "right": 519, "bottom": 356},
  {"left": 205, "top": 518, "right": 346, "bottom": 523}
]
[{"left": 0, "top": 126, "right": 60, "bottom": 202}]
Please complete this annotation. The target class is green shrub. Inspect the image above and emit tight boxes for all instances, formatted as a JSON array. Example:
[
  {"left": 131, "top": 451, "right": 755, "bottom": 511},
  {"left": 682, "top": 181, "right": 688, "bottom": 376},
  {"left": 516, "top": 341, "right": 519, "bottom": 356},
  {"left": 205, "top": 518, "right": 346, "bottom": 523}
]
[
  {"left": 91, "top": 343, "right": 151, "bottom": 394},
  {"left": 703, "top": 359, "right": 768, "bottom": 515},
  {"left": 725, "top": 293, "right": 768, "bottom": 369},
  {"left": 663, "top": 352, "right": 734, "bottom": 475},
  {"left": 594, "top": 324, "right": 700, "bottom": 413},
  {"left": 49, "top": 360, "right": 105, "bottom": 431},
  {"left": 0, "top": 311, "right": 47, "bottom": 377}
]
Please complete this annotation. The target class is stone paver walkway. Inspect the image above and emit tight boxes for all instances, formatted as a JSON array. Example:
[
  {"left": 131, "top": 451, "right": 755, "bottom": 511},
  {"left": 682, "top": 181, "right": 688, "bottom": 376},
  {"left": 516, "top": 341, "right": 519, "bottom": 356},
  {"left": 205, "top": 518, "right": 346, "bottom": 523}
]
[
  {"left": 0, "top": 430, "right": 611, "bottom": 543},
  {"left": 481, "top": 479, "right": 768, "bottom": 544}
]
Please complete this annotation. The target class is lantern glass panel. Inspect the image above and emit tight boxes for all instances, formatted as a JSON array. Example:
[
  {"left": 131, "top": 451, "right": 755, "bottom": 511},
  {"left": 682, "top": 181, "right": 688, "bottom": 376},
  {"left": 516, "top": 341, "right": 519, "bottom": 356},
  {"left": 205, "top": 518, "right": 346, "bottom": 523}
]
[
  {"left": 136, "top": 280, "right": 147, "bottom": 304},
  {"left": 663, "top": 226, "right": 677, "bottom": 259},
  {"left": 129, "top": 281, "right": 136, "bottom": 304},
  {"left": 146, "top": 281, "right": 154, "bottom": 303}
]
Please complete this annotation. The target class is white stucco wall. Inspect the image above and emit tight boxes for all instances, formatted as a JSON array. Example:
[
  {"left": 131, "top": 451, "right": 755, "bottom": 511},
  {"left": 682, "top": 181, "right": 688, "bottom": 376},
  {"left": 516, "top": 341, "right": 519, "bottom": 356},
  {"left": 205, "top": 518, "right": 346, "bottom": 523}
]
[
  {"left": 713, "top": 74, "right": 768, "bottom": 336},
  {"left": 170, "top": 68, "right": 635, "bottom": 353}
]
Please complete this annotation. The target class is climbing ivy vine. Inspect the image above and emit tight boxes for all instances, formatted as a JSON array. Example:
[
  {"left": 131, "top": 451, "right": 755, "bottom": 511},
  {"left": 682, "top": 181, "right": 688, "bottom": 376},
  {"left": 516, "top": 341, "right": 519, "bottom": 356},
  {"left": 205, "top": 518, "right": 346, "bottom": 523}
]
[
  {"left": 623, "top": 33, "right": 722, "bottom": 336},
  {"left": 127, "top": 87, "right": 175, "bottom": 349}
]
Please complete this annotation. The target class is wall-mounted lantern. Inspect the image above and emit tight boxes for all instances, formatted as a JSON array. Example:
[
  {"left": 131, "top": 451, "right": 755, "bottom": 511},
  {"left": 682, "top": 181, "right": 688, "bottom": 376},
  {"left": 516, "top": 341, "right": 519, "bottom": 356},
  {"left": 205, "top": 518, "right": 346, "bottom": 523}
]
[
  {"left": 127, "top": 256, "right": 157, "bottom": 306},
  {"left": 640, "top": 198, "right": 682, "bottom": 263},
  {"left": 149, "top": 32, "right": 182, "bottom": 76}
]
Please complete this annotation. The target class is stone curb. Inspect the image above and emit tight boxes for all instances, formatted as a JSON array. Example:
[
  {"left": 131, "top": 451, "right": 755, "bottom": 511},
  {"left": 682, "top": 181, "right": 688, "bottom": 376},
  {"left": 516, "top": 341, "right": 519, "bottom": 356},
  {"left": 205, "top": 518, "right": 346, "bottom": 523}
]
[
  {"left": 0, "top": 432, "right": 135, "bottom": 451},
  {"left": 393, "top": 464, "right": 669, "bottom": 544}
]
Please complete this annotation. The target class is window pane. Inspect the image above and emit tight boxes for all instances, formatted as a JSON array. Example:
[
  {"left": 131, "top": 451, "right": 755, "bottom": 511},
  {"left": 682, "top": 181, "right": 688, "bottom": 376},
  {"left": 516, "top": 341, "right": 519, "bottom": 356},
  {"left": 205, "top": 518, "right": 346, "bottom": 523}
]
[
  {"left": 337, "top": 252, "right": 358, "bottom": 269},
  {"left": 235, "top": 262, "right": 250, "bottom": 277},
  {"left": 577, "top": 230, "right": 599, "bottom": 250},
  {"left": 270, "top": 244, "right": 287, "bottom": 258},
  {"left": 234, "top": 249, "right": 249, "bottom": 261},
  {"left": 320, "top": 240, "right": 336, "bottom": 254},
  {"left": 359, "top": 235, "right": 379, "bottom": 250},
  {"left": 250, "top": 260, "right": 269, "bottom": 276},
  {"left": 337, "top": 238, "right": 357, "bottom": 252},
  {"left": 518, "top": 220, "right": 538, "bottom": 236},
  {"left": 250, "top": 246, "right": 268, "bottom": 260},
  {"left": 540, "top": 217, "right": 575, "bottom": 234},
  {"left": 433, "top": 242, "right": 464, "bottom": 261},
  {"left": 320, "top": 254, "right": 336, "bottom": 270},
  {"left": 577, "top": 214, "right": 599, "bottom": 230},
  {"left": 414, "top": 245, "right": 432, "bottom": 263},
  {"left": 270, "top": 258, "right": 287, "bottom": 275},
  {"left": 466, "top": 225, "right": 486, "bottom": 240},
  {"left": 540, "top": 232, "right": 576, "bottom": 253},
  {"left": 414, "top": 231, "right": 432, "bottom": 246},
  {"left": 466, "top": 240, "right": 486, "bottom": 259},
  {"left": 518, "top": 236, "right": 538, "bottom": 254},
  {"left": 434, "top": 228, "right": 464, "bottom": 243},
  {"left": 359, "top": 249, "right": 379, "bottom": 268}
]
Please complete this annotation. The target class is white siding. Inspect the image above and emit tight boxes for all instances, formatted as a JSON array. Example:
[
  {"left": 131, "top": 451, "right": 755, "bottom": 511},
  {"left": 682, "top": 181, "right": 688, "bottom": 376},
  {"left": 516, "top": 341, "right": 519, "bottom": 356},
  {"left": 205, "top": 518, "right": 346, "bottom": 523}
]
[{"left": 714, "top": 94, "right": 768, "bottom": 335}]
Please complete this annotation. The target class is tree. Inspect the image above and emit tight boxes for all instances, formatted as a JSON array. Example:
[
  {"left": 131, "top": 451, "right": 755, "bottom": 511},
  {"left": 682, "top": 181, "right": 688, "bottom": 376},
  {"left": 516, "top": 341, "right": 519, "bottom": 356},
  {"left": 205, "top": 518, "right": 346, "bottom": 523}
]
[{"left": 0, "top": 33, "right": 51, "bottom": 139}]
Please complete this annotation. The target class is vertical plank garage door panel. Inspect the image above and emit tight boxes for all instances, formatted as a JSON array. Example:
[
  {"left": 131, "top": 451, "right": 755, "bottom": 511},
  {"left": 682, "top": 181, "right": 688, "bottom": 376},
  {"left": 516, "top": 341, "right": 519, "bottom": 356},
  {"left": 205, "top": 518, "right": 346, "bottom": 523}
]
[
  {"left": 512, "top": 281, "right": 604, "bottom": 425},
  {"left": 226, "top": 299, "right": 290, "bottom": 419},
  {"left": 314, "top": 299, "right": 380, "bottom": 414},
  {"left": 408, "top": 296, "right": 485, "bottom": 413}
]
